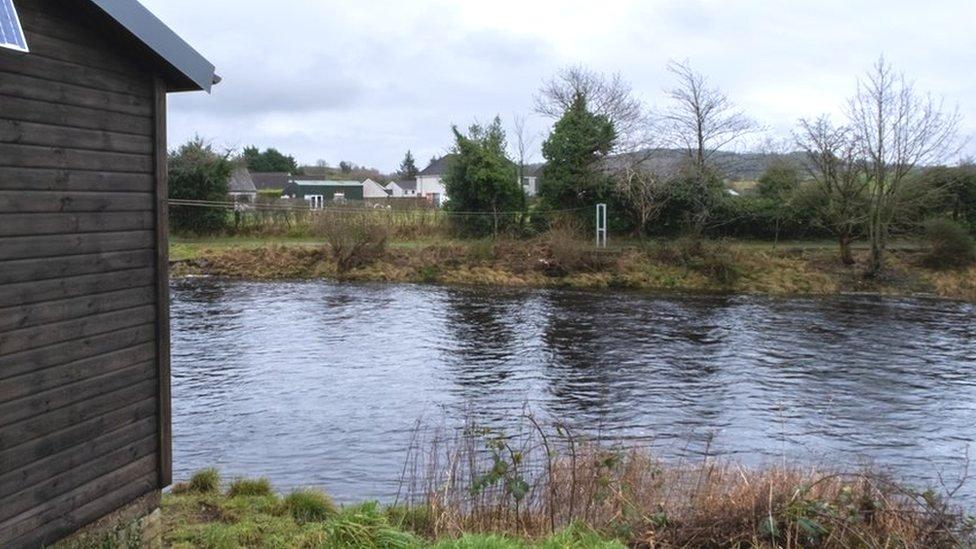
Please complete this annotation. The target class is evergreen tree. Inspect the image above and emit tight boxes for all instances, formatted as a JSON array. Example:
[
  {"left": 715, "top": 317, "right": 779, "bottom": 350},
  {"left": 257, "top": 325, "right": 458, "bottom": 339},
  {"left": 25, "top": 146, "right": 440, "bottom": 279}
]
[
  {"left": 539, "top": 93, "right": 616, "bottom": 210},
  {"left": 398, "top": 150, "right": 419, "bottom": 179},
  {"left": 242, "top": 146, "right": 298, "bottom": 173},
  {"left": 444, "top": 116, "right": 524, "bottom": 236},
  {"left": 169, "top": 137, "right": 233, "bottom": 234}
]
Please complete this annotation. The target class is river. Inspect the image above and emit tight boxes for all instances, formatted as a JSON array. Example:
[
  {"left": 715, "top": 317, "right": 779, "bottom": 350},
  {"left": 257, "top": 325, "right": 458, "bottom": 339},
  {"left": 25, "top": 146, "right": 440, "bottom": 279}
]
[{"left": 171, "top": 279, "right": 976, "bottom": 502}]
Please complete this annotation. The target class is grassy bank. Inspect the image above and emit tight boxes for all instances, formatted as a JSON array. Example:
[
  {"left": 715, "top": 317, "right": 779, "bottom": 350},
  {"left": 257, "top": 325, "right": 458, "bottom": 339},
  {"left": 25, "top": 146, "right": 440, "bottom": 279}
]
[
  {"left": 170, "top": 235, "right": 976, "bottom": 302},
  {"left": 157, "top": 454, "right": 973, "bottom": 548}
]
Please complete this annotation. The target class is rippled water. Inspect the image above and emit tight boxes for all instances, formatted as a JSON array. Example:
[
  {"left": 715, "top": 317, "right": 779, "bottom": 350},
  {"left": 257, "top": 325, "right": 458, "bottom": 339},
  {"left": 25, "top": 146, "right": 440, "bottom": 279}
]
[{"left": 171, "top": 280, "right": 976, "bottom": 502}]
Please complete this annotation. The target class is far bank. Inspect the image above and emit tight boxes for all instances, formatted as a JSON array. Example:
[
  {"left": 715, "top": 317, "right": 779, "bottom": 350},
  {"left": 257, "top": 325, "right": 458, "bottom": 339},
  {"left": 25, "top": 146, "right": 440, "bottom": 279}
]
[{"left": 169, "top": 236, "right": 976, "bottom": 303}]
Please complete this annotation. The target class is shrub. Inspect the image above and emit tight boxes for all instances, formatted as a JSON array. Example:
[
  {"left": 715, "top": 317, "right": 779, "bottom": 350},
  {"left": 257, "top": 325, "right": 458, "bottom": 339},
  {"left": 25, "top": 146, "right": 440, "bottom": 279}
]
[
  {"left": 168, "top": 137, "right": 233, "bottom": 234},
  {"left": 227, "top": 477, "right": 272, "bottom": 498},
  {"left": 655, "top": 238, "right": 742, "bottom": 286},
  {"left": 922, "top": 218, "right": 976, "bottom": 269},
  {"left": 542, "top": 216, "right": 613, "bottom": 276},
  {"left": 187, "top": 468, "right": 220, "bottom": 494},
  {"left": 756, "top": 160, "right": 801, "bottom": 200},
  {"left": 314, "top": 210, "right": 389, "bottom": 273},
  {"left": 282, "top": 489, "right": 337, "bottom": 523}
]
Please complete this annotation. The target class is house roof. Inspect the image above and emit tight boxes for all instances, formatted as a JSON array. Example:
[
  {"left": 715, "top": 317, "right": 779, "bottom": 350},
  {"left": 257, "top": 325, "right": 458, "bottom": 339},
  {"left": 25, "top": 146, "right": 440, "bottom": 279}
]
[
  {"left": 228, "top": 167, "right": 256, "bottom": 193},
  {"left": 418, "top": 154, "right": 457, "bottom": 176},
  {"left": 250, "top": 172, "right": 291, "bottom": 190},
  {"left": 393, "top": 179, "right": 417, "bottom": 191},
  {"left": 83, "top": 0, "right": 218, "bottom": 92},
  {"left": 289, "top": 180, "right": 362, "bottom": 187},
  {"left": 523, "top": 163, "right": 545, "bottom": 177}
]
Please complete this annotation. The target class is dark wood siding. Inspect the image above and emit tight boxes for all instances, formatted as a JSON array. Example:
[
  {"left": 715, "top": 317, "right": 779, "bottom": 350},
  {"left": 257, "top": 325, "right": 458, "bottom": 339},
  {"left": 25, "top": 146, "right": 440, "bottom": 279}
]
[{"left": 0, "top": 0, "right": 167, "bottom": 546}]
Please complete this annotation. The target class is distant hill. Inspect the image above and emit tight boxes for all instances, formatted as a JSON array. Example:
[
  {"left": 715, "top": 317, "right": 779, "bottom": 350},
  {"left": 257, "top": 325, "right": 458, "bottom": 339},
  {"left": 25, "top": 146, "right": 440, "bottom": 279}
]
[{"left": 607, "top": 148, "right": 807, "bottom": 182}]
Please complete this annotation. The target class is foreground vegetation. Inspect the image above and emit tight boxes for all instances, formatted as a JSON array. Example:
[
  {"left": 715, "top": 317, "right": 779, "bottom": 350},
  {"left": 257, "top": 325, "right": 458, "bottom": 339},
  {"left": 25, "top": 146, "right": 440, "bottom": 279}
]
[
  {"left": 170, "top": 231, "right": 976, "bottom": 303},
  {"left": 159, "top": 422, "right": 975, "bottom": 548}
]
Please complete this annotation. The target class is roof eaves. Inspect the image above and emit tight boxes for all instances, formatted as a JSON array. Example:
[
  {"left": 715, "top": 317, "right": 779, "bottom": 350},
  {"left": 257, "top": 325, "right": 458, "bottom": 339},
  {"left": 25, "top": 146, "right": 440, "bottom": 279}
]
[{"left": 86, "top": 0, "right": 217, "bottom": 92}]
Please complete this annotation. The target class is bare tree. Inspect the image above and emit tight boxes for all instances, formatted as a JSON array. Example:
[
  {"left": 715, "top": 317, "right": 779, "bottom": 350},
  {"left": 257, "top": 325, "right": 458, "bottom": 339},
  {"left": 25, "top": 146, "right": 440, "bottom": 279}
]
[
  {"left": 661, "top": 60, "right": 758, "bottom": 236},
  {"left": 535, "top": 65, "right": 646, "bottom": 150},
  {"left": 795, "top": 115, "right": 868, "bottom": 265},
  {"left": 511, "top": 113, "right": 535, "bottom": 191},
  {"left": 615, "top": 162, "right": 676, "bottom": 238},
  {"left": 847, "top": 57, "right": 962, "bottom": 277}
]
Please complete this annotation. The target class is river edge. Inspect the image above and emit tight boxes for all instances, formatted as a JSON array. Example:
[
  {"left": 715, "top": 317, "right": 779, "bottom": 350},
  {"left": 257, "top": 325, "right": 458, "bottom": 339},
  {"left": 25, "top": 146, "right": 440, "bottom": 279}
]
[
  {"left": 59, "top": 464, "right": 973, "bottom": 548},
  {"left": 169, "top": 239, "right": 976, "bottom": 303}
]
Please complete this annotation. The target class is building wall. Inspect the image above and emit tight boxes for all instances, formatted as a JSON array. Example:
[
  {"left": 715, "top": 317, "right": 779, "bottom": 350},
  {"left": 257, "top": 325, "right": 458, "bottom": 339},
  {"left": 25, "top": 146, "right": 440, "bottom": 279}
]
[
  {"left": 416, "top": 175, "right": 447, "bottom": 204},
  {"left": 362, "top": 178, "right": 389, "bottom": 199},
  {"left": 0, "top": 1, "right": 168, "bottom": 546}
]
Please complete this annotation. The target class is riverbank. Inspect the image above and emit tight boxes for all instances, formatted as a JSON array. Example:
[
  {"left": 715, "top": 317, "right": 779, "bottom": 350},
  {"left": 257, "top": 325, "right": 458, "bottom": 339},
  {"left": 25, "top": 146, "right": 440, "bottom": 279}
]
[
  {"left": 153, "top": 459, "right": 971, "bottom": 548},
  {"left": 170, "top": 236, "right": 976, "bottom": 302}
]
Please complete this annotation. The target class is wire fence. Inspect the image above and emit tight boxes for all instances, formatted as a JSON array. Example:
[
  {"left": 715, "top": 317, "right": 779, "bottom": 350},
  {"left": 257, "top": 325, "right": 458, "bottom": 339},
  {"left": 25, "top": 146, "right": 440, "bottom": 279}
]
[{"left": 169, "top": 197, "right": 594, "bottom": 238}]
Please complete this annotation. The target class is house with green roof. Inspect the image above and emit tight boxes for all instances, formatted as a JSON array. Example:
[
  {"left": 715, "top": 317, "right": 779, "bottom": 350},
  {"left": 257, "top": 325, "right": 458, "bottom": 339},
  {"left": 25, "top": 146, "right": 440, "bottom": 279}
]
[{"left": 281, "top": 179, "right": 364, "bottom": 208}]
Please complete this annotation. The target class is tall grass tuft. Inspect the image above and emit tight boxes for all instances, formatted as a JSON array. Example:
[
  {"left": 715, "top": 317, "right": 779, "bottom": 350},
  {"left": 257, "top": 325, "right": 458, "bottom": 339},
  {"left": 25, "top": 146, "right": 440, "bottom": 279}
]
[
  {"left": 187, "top": 468, "right": 220, "bottom": 494},
  {"left": 227, "top": 477, "right": 272, "bottom": 498},
  {"left": 283, "top": 488, "right": 337, "bottom": 523},
  {"left": 323, "top": 501, "right": 420, "bottom": 548}
]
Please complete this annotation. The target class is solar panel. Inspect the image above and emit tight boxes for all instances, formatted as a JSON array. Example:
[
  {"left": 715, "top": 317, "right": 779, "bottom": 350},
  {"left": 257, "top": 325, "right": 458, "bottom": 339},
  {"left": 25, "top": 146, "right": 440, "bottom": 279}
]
[{"left": 0, "top": 0, "right": 28, "bottom": 53}]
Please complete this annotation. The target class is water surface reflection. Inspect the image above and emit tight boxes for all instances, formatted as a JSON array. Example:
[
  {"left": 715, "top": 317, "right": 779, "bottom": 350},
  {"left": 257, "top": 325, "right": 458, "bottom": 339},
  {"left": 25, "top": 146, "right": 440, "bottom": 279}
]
[{"left": 171, "top": 280, "right": 976, "bottom": 502}]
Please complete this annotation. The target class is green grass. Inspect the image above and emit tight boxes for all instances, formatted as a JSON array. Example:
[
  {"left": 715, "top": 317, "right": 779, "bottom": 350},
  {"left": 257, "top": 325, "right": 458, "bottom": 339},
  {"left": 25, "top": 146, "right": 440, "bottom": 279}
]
[
  {"left": 162, "top": 479, "right": 625, "bottom": 548},
  {"left": 282, "top": 489, "right": 337, "bottom": 523},
  {"left": 186, "top": 468, "right": 220, "bottom": 494},
  {"left": 170, "top": 236, "right": 324, "bottom": 261},
  {"left": 169, "top": 235, "right": 477, "bottom": 261},
  {"left": 227, "top": 477, "right": 272, "bottom": 498}
]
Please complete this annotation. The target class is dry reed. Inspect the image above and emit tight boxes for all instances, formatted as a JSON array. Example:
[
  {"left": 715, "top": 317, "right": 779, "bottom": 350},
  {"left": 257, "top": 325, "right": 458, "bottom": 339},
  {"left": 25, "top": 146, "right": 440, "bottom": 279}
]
[{"left": 393, "top": 416, "right": 974, "bottom": 548}]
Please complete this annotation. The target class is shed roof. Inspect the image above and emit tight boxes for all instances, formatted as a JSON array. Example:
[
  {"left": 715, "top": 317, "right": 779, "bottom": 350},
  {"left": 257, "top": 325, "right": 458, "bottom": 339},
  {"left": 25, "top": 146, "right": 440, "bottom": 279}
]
[
  {"left": 251, "top": 172, "right": 291, "bottom": 190},
  {"left": 290, "top": 180, "right": 362, "bottom": 187},
  {"left": 84, "top": 0, "right": 217, "bottom": 92}
]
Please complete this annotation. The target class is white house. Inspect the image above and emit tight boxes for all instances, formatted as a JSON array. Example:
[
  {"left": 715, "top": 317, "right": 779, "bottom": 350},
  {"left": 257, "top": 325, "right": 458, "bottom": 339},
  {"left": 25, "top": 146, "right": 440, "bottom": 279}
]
[
  {"left": 385, "top": 180, "right": 409, "bottom": 197},
  {"left": 416, "top": 155, "right": 456, "bottom": 206},
  {"left": 520, "top": 163, "right": 544, "bottom": 197},
  {"left": 396, "top": 179, "right": 418, "bottom": 197},
  {"left": 362, "top": 178, "right": 390, "bottom": 199}
]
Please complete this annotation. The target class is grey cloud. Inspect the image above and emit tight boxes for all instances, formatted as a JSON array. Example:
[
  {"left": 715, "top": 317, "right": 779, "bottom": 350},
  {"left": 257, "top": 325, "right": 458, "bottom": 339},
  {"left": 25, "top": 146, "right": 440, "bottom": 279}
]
[{"left": 148, "top": 0, "right": 976, "bottom": 171}]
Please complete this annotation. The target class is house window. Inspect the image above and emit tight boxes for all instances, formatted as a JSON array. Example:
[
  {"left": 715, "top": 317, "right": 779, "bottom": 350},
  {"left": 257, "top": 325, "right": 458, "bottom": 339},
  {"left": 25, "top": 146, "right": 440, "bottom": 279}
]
[{"left": 333, "top": 192, "right": 346, "bottom": 203}]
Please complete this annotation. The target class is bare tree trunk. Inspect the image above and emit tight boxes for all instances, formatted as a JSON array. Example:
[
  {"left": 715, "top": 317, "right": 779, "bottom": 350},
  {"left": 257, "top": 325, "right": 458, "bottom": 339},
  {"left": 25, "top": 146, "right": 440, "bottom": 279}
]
[
  {"left": 866, "top": 207, "right": 886, "bottom": 276},
  {"left": 492, "top": 198, "right": 499, "bottom": 237},
  {"left": 838, "top": 233, "right": 854, "bottom": 266}
]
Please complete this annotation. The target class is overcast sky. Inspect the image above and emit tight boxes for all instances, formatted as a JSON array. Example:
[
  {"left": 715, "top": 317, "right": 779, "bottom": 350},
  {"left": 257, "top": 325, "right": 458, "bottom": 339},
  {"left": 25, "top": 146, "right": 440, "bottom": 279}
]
[{"left": 141, "top": 0, "right": 976, "bottom": 173}]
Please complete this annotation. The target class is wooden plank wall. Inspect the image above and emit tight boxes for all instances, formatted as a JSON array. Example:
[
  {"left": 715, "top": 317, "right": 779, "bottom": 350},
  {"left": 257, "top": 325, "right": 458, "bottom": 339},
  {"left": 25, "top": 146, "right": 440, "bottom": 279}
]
[{"left": 0, "top": 0, "right": 165, "bottom": 545}]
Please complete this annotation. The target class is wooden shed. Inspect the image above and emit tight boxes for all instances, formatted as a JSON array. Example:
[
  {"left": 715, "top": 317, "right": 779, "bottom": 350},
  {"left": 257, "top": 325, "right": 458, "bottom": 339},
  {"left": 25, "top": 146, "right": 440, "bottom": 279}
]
[{"left": 0, "top": 0, "right": 216, "bottom": 546}]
